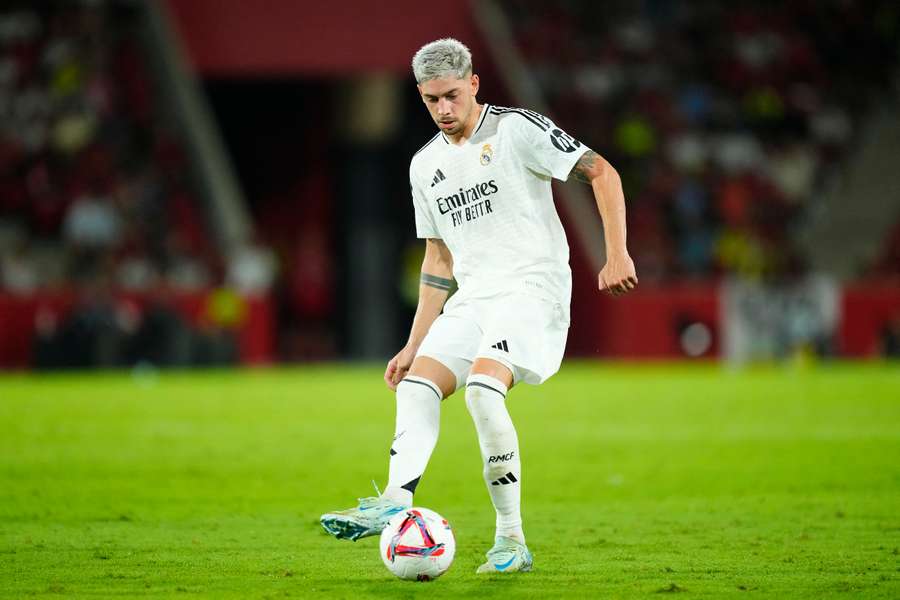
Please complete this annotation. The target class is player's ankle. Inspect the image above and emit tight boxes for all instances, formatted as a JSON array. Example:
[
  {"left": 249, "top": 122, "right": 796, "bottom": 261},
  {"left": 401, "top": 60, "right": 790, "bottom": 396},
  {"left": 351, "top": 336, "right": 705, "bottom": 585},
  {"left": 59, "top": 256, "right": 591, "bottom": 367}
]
[
  {"left": 497, "top": 527, "right": 525, "bottom": 545},
  {"left": 382, "top": 486, "right": 413, "bottom": 506}
]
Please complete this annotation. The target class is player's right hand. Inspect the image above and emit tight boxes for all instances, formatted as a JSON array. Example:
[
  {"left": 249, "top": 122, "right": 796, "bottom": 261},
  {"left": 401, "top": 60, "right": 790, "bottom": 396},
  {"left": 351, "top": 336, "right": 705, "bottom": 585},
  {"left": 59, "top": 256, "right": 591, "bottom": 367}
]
[
  {"left": 384, "top": 346, "right": 416, "bottom": 391},
  {"left": 599, "top": 252, "right": 638, "bottom": 297}
]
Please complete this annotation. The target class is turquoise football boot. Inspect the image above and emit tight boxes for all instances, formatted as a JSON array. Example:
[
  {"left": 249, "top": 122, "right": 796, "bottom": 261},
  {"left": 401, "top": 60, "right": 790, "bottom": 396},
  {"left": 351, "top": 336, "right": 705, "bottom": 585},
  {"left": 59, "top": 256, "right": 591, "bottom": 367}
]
[
  {"left": 320, "top": 491, "right": 408, "bottom": 541},
  {"left": 476, "top": 536, "right": 534, "bottom": 573}
]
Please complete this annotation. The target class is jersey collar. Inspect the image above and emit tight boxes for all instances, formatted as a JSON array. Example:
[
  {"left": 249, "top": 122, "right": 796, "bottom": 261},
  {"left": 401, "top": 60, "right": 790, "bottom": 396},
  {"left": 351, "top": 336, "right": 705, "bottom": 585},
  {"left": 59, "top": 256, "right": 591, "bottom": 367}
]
[{"left": 440, "top": 103, "right": 491, "bottom": 146}]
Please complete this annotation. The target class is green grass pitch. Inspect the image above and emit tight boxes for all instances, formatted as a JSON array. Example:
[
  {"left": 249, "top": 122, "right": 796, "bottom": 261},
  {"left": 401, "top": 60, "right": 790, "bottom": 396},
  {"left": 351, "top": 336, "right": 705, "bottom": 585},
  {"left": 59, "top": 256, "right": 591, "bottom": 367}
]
[{"left": 1, "top": 363, "right": 898, "bottom": 598}]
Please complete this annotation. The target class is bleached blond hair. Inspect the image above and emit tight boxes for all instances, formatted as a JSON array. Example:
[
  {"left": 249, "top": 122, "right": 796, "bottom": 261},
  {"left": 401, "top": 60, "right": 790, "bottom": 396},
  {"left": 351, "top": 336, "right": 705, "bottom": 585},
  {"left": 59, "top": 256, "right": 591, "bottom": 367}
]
[{"left": 412, "top": 38, "right": 473, "bottom": 84}]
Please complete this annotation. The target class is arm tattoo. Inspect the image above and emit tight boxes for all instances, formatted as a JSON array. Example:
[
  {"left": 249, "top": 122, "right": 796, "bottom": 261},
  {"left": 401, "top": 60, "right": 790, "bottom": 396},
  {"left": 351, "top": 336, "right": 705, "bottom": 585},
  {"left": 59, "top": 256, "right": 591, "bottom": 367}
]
[
  {"left": 421, "top": 273, "right": 453, "bottom": 291},
  {"left": 569, "top": 150, "right": 600, "bottom": 184}
]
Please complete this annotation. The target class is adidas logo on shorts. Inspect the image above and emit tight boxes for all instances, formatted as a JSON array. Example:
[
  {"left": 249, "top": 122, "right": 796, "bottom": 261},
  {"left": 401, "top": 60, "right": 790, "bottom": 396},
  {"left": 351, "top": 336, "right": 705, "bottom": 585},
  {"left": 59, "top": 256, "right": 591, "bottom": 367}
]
[{"left": 490, "top": 340, "right": 509, "bottom": 352}]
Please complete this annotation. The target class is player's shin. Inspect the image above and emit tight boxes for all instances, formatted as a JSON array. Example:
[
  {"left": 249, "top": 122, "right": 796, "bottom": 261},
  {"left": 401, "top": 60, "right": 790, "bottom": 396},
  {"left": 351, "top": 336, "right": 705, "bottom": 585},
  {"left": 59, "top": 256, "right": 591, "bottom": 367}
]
[
  {"left": 465, "top": 373, "right": 525, "bottom": 544},
  {"left": 383, "top": 376, "right": 441, "bottom": 506}
]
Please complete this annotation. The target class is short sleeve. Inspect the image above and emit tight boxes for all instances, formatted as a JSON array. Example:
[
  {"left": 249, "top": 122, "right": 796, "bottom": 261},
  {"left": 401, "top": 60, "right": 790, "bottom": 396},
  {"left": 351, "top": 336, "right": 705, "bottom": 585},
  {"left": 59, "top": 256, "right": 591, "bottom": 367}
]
[
  {"left": 505, "top": 109, "right": 590, "bottom": 181},
  {"left": 410, "top": 166, "right": 439, "bottom": 239}
]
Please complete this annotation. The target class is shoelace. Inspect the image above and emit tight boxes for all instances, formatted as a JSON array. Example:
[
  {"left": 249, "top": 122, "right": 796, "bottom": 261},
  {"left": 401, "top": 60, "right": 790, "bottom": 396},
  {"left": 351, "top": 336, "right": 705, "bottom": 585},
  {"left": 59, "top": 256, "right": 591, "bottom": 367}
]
[{"left": 355, "top": 480, "right": 386, "bottom": 508}]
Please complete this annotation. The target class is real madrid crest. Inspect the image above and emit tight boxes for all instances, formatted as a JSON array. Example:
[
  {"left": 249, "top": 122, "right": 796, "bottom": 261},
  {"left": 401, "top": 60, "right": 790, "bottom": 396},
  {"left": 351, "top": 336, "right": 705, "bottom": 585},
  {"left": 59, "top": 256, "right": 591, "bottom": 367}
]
[{"left": 480, "top": 144, "right": 493, "bottom": 166}]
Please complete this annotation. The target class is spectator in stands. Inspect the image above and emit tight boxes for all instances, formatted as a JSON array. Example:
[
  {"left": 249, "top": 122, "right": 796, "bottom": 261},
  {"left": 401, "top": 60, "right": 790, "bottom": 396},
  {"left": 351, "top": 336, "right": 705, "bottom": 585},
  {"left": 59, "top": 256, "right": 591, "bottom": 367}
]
[
  {"left": 0, "top": 237, "right": 38, "bottom": 294},
  {"left": 227, "top": 237, "right": 277, "bottom": 295},
  {"left": 63, "top": 192, "right": 120, "bottom": 249}
]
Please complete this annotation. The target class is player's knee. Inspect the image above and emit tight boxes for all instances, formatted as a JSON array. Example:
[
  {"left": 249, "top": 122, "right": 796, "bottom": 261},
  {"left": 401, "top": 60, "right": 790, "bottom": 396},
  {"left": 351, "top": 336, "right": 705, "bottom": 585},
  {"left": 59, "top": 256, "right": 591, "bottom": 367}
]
[
  {"left": 470, "top": 358, "right": 514, "bottom": 388},
  {"left": 397, "top": 376, "right": 443, "bottom": 401},
  {"left": 408, "top": 356, "right": 458, "bottom": 397}
]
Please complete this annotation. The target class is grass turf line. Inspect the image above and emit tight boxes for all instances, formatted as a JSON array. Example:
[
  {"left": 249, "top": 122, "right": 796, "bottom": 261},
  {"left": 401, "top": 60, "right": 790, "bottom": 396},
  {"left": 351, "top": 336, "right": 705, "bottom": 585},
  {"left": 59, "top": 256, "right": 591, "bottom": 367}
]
[{"left": 0, "top": 363, "right": 898, "bottom": 598}]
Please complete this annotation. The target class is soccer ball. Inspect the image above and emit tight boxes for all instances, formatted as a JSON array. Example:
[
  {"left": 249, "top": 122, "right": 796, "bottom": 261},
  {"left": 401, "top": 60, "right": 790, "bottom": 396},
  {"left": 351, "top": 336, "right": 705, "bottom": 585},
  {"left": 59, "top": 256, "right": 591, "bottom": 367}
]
[{"left": 379, "top": 507, "right": 455, "bottom": 581}]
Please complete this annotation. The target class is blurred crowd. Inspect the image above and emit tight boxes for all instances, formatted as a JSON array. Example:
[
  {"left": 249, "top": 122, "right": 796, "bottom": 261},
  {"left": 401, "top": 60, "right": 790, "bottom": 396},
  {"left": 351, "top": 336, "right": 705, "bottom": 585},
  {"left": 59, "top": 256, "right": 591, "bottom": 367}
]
[
  {"left": 506, "top": 0, "right": 899, "bottom": 281},
  {"left": 0, "top": 1, "right": 217, "bottom": 295},
  {"left": 0, "top": 1, "right": 279, "bottom": 368}
]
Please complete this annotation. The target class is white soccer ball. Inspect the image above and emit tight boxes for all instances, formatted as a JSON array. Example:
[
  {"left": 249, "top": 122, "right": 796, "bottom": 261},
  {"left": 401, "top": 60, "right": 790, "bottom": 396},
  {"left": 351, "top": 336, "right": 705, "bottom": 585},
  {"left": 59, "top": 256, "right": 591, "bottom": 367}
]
[{"left": 379, "top": 507, "right": 455, "bottom": 581}]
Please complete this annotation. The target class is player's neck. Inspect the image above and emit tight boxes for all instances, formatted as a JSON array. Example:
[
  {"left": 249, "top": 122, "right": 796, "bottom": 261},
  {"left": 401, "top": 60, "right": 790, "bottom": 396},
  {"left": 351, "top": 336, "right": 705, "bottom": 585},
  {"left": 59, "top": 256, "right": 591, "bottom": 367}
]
[{"left": 445, "top": 102, "right": 483, "bottom": 146}]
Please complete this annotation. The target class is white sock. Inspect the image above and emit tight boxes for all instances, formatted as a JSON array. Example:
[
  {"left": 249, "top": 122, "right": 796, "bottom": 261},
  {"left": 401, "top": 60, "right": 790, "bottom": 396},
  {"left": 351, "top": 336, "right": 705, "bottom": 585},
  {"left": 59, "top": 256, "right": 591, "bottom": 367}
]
[
  {"left": 465, "top": 373, "right": 525, "bottom": 544},
  {"left": 383, "top": 376, "right": 441, "bottom": 507}
]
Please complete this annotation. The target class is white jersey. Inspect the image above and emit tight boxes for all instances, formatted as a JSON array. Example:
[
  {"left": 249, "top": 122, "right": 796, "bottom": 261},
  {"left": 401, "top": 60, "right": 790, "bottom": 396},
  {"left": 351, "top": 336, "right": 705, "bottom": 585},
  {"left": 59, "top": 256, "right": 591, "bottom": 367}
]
[{"left": 409, "top": 104, "right": 590, "bottom": 313}]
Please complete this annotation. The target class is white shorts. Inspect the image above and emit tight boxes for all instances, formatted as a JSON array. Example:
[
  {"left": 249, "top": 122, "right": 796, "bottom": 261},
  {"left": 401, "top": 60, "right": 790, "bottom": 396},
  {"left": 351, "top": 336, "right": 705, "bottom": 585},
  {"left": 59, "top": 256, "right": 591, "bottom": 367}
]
[{"left": 416, "top": 292, "right": 570, "bottom": 390}]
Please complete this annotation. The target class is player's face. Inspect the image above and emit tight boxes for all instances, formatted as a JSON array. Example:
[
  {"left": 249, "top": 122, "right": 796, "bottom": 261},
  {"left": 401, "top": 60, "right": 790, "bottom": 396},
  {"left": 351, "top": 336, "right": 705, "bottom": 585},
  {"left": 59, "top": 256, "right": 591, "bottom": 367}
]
[{"left": 418, "top": 74, "right": 479, "bottom": 136}]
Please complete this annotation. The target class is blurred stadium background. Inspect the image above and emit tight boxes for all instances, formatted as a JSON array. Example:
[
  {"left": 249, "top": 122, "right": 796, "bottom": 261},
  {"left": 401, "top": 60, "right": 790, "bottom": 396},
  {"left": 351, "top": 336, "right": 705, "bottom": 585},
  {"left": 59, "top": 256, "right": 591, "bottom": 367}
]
[{"left": 0, "top": 0, "right": 898, "bottom": 371}]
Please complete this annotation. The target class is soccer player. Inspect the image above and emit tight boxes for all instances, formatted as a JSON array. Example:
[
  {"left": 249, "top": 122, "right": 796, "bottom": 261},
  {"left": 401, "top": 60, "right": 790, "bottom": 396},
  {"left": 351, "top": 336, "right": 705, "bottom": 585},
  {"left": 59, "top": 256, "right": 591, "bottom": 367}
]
[{"left": 321, "top": 38, "right": 637, "bottom": 573}]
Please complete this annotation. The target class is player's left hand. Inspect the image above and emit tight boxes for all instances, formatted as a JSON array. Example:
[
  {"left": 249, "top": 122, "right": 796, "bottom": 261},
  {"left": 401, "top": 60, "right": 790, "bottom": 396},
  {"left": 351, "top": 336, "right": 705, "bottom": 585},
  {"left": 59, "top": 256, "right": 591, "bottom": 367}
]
[{"left": 599, "top": 253, "right": 638, "bottom": 296}]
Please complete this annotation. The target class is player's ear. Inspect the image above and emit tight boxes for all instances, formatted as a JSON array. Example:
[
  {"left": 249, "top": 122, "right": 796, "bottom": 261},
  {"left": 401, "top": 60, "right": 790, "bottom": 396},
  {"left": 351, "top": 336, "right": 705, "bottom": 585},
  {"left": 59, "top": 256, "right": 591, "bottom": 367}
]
[{"left": 470, "top": 73, "right": 479, "bottom": 97}]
